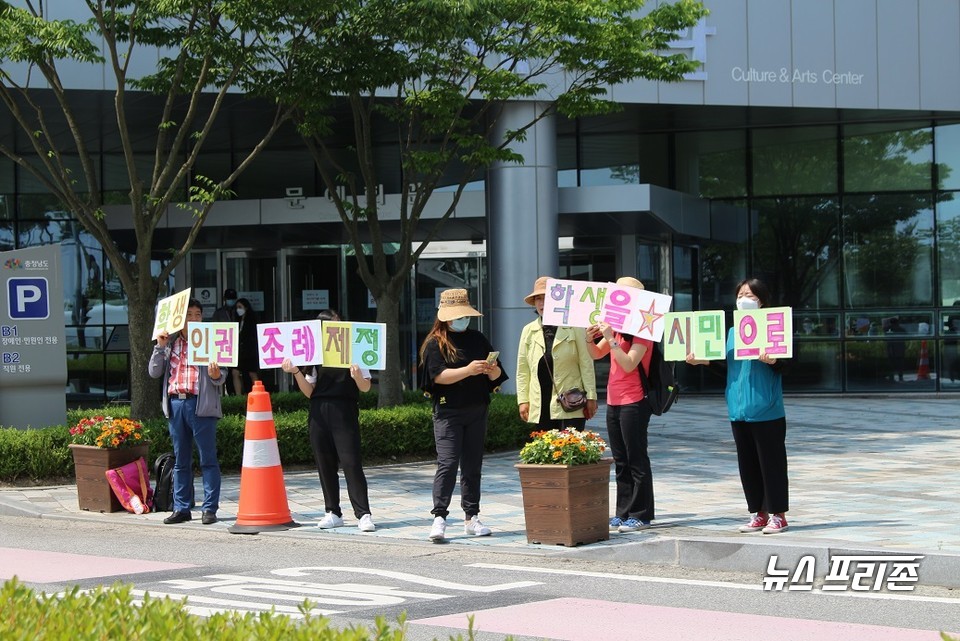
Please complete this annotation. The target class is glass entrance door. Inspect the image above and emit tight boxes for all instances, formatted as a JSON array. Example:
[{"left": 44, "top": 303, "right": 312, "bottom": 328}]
[{"left": 222, "top": 251, "right": 279, "bottom": 393}]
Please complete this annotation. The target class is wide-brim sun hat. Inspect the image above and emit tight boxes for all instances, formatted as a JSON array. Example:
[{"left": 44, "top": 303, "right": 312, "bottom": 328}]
[
  {"left": 437, "top": 288, "right": 483, "bottom": 322},
  {"left": 524, "top": 276, "right": 551, "bottom": 306},
  {"left": 616, "top": 276, "right": 645, "bottom": 290}
]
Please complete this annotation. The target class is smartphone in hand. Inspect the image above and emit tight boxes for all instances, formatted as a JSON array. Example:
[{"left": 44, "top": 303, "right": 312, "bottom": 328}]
[{"left": 485, "top": 351, "right": 500, "bottom": 365}]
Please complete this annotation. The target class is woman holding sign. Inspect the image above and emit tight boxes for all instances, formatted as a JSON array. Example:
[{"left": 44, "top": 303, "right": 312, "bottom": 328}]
[
  {"left": 516, "top": 276, "right": 598, "bottom": 428},
  {"left": 587, "top": 276, "right": 656, "bottom": 534},
  {"left": 419, "top": 289, "right": 508, "bottom": 542},
  {"left": 281, "top": 310, "right": 376, "bottom": 533},
  {"left": 686, "top": 277, "right": 790, "bottom": 534}
]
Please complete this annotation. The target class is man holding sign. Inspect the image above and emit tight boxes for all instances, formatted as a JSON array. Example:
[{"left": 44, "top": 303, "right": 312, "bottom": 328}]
[
  {"left": 686, "top": 278, "right": 791, "bottom": 535},
  {"left": 148, "top": 297, "right": 225, "bottom": 525}
]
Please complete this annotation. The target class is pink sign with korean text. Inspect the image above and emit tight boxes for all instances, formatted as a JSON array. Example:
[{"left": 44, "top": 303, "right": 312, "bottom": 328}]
[
  {"left": 186, "top": 322, "right": 238, "bottom": 367},
  {"left": 256, "top": 320, "right": 322, "bottom": 369},
  {"left": 599, "top": 282, "right": 672, "bottom": 342},
  {"left": 541, "top": 279, "right": 608, "bottom": 328},
  {"left": 733, "top": 307, "right": 793, "bottom": 360}
]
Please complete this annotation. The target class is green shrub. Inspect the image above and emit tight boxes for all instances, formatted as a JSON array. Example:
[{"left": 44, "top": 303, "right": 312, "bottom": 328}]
[
  {"left": 0, "top": 578, "right": 483, "bottom": 640},
  {"left": 0, "top": 393, "right": 528, "bottom": 482}
]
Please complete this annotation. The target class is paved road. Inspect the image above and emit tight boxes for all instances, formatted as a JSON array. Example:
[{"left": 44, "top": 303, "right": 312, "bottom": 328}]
[{"left": 1, "top": 396, "right": 959, "bottom": 589}]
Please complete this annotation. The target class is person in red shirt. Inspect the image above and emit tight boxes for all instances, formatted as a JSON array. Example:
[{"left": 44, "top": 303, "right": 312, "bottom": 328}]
[{"left": 587, "top": 277, "right": 655, "bottom": 533}]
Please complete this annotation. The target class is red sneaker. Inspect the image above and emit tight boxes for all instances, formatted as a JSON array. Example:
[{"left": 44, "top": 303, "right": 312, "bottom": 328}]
[
  {"left": 738, "top": 512, "right": 769, "bottom": 533},
  {"left": 762, "top": 513, "right": 789, "bottom": 534}
]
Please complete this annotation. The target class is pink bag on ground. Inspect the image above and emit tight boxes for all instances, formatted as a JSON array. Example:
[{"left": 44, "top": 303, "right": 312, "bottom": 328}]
[{"left": 105, "top": 457, "right": 154, "bottom": 514}]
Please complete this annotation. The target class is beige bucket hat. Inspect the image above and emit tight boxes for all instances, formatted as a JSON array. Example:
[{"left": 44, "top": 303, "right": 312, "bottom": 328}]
[
  {"left": 437, "top": 288, "right": 483, "bottom": 322},
  {"left": 616, "top": 276, "right": 645, "bottom": 290},
  {"left": 523, "top": 276, "right": 551, "bottom": 306}
]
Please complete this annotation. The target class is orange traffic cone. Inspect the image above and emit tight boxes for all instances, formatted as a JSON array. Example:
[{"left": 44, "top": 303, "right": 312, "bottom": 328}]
[
  {"left": 916, "top": 340, "right": 931, "bottom": 380},
  {"left": 228, "top": 381, "right": 299, "bottom": 534}
]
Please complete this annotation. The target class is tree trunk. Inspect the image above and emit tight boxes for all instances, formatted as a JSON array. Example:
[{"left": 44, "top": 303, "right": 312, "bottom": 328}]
[
  {"left": 374, "top": 288, "right": 404, "bottom": 408},
  {"left": 128, "top": 294, "right": 162, "bottom": 421}
]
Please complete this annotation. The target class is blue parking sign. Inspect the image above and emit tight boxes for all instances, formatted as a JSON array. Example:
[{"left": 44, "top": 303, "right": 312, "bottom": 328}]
[{"left": 7, "top": 277, "right": 49, "bottom": 319}]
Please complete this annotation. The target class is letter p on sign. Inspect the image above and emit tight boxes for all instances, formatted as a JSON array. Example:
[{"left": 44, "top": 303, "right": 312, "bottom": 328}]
[{"left": 7, "top": 278, "right": 49, "bottom": 319}]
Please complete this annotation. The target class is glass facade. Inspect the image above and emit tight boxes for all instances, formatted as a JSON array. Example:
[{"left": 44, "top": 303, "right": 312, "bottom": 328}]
[{"left": 5, "top": 89, "right": 960, "bottom": 400}]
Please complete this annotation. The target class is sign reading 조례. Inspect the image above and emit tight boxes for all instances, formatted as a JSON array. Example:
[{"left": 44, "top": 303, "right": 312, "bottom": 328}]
[
  {"left": 256, "top": 320, "right": 323, "bottom": 369},
  {"left": 0, "top": 245, "right": 67, "bottom": 429}
]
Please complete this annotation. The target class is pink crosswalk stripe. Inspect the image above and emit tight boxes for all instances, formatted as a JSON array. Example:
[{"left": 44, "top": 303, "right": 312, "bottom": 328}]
[
  {"left": 412, "top": 597, "right": 952, "bottom": 641},
  {"left": 0, "top": 547, "right": 195, "bottom": 583}
]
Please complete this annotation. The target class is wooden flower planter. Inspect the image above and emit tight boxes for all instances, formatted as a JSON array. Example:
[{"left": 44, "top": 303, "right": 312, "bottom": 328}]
[
  {"left": 515, "top": 458, "right": 613, "bottom": 547},
  {"left": 68, "top": 443, "right": 150, "bottom": 513}
]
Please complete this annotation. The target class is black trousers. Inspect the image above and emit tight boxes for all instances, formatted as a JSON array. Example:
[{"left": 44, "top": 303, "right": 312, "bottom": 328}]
[
  {"left": 309, "top": 397, "right": 371, "bottom": 519},
  {"left": 606, "top": 401, "right": 655, "bottom": 522},
  {"left": 431, "top": 404, "right": 488, "bottom": 519},
  {"left": 731, "top": 417, "right": 789, "bottom": 514}
]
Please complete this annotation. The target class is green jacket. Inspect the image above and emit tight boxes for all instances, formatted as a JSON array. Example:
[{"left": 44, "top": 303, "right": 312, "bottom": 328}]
[{"left": 516, "top": 319, "right": 597, "bottom": 423}]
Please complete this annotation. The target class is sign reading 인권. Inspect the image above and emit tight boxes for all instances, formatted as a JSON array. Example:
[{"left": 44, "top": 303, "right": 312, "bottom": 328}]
[{"left": 186, "top": 322, "right": 239, "bottom": 367}]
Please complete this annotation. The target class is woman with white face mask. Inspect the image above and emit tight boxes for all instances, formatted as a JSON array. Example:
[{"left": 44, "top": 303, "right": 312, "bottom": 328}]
[
  {"left": 687, "top": 278, "right": 791, "bottom": 535},
  {"left": 418, "top": 289, "right": 508, "bottom": 542}
]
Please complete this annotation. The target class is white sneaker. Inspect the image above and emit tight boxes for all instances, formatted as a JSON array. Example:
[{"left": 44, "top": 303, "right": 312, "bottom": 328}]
[
  {"left": 464, "top": 515, "right": 492, "bottom": 536},
  {"left": 358, "top": 514, "right": 376, "bottom": 532},
  {"left": 428, "top": 516, "right": 447, "bottom": 541},
  {"left": 317, "top": 512, "right": 344, "bottom": 529}
]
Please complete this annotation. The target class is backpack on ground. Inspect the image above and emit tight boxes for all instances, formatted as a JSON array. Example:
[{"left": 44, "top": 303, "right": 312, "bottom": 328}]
[
  {"left": 152, "top": 452, "right": 175, "bottom": 512},
  {"left": 638, "top": 342, "right": 679, "bottom": 416}
]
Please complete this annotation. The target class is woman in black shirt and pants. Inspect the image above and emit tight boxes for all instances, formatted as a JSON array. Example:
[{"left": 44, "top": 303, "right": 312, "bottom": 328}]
[
  {"left": 282, "top": 310, "right": 375, "bottom": 533},
  {"left": 419, "top": 289, "right": 507, "bottom": 542}
]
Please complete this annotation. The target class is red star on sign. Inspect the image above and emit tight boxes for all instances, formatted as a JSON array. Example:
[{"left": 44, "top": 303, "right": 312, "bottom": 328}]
[{"left": 636, "top": 300, "right": 664, "bottom": 336}]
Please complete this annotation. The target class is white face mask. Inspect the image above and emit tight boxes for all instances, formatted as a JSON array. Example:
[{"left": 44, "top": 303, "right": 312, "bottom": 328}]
[
  {"left": 236, "top": 307, "right": 246, "bottom": 317},
  {"left": 736, "top": 297, "right": 760, "bottom": 311},
  {"left": 449, "top": 317, "right": 470, "bottom": 332}
]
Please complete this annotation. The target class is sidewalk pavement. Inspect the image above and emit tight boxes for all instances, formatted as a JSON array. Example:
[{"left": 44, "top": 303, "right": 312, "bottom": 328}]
[{"left": 2, "top": 396, "right": 959, "bottom": 588}]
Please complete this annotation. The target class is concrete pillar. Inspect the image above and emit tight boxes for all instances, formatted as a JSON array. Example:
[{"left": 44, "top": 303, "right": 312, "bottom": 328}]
[{"left": 486, "top": 101, "right": 558, "bottom": 393}]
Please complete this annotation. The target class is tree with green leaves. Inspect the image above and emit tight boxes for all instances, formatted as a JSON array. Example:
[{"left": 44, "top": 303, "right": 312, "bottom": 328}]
[
  {"left": 277, "top": 0, "right": 708, "bottom": 407},
  {"left": 0, "top": 1, "right": 300, "bottom": 419}
]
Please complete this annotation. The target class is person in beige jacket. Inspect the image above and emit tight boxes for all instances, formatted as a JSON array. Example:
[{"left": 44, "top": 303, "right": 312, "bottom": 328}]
[{"left": 516, "top": 276, "right": 598, "bottom": 429}]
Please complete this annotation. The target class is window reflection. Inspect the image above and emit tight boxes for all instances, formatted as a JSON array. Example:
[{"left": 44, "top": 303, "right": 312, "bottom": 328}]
[
  {"left": 842, "top": 194, "right": 934, "bottom": 307},
  {"left": 843, "top": 123, "right": 933, "bottom": 192},
  {"left": 938, "top": 197, "right": 960, "bottom": 307},
  {"left": 752, "top": 126, "right": 837, "bottom": 196},
  {"left": 751, "top": 197, "right": 840, "bottom": 309}
]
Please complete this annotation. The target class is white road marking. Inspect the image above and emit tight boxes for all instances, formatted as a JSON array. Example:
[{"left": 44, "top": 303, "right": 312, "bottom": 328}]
[
  {"left": 130, "top": 589, "right": 334, "bottom": 616},
  {"left": 271, "top": 566, "right": 542, "bottom": 593}
]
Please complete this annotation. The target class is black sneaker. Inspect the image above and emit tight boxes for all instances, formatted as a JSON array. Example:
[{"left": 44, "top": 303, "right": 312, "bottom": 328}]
[
  {"left": 163, "top": 511, "right": 192, "bottom": 524},
  {"left": 201, "top": 511, "right": 217, "bottom": 525}
]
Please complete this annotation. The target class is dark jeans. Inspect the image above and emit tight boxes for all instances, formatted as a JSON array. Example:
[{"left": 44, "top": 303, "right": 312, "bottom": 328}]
[
  {"left": 606, "top": 401, "right": 654, "bottom": 522},
  {"left": 539, "top": 417, "right": 587, "bottom": 430},
  {"left": 309, "top": 398, "right": 371, "bottom": 519},
  {"left": 431, "top": 404, "right": 488, "bottom": 519},
  {"left": 168, "top": 397, "right": 220, "bottom": 513},
  {"left": 731, "top": 418, "right": 789, "bottom": 514}
]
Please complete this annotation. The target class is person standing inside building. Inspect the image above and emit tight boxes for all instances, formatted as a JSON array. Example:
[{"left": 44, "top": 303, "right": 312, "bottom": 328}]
[
  {"left": 586, "top": 276, "right": 655, "bottom": 534},
  {"left": 686, "top": 277, "right": 791, "bottom": 534},
  {"left": 516, "top": 276, "right": 597, "bottom": 429},
  {"left": 419, "top": 289, "right": 507, "bottom": 542},
  {"left": 212, "top": 288, "right": 237, "bottom": 394},
  {"left": 232, "top": 297, "right": 262, "bottom": 395},
  {"left": 280, "top": 310, "right": 376, "bottom": 533},
  {"left": 148, "top": 298, "right": 224, "bottom": 525}
]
